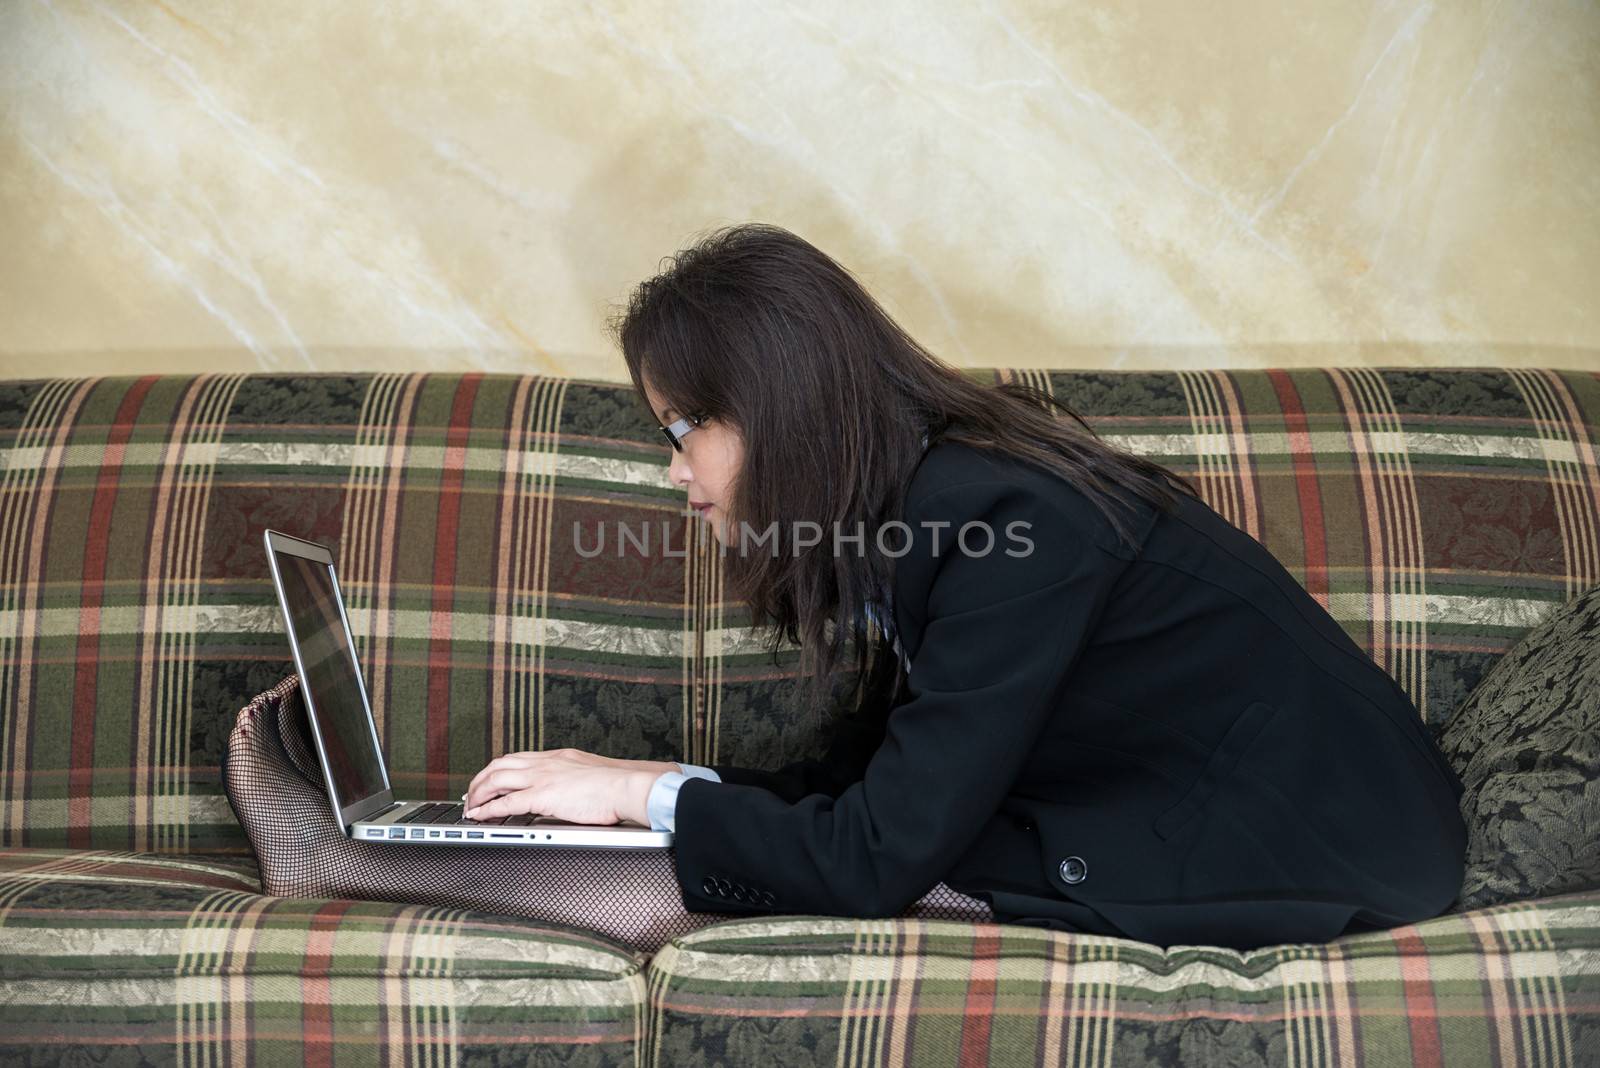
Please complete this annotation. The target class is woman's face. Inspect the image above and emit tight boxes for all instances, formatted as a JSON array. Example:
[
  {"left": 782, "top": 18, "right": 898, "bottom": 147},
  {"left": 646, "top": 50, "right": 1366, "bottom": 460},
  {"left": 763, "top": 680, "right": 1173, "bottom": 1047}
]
[{"left": 643, "top": 378, "right": 745, "bottom": 545}]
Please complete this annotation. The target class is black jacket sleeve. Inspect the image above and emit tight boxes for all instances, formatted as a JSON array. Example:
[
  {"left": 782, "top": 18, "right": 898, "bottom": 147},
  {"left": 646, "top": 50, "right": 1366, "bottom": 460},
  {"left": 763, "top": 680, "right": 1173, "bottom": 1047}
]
[{"left": 671, "top": 475, "right": 1131, "bottom": 918}]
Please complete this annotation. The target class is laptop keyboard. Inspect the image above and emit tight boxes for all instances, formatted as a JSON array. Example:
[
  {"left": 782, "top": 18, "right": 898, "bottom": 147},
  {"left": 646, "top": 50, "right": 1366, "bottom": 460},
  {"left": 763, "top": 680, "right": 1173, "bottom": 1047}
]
[{"left": 396, "top": 803, "right": 541, "bottom": 827}]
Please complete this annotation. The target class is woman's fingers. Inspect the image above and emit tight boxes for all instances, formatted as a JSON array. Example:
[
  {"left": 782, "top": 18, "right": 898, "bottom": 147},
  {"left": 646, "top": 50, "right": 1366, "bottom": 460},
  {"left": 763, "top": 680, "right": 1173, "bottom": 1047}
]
[
  {"left": 465, "top": 749, "right": 594, "bottom": 799},
  {"left": 461, "top": 749, "right": 613, "bottom": 812},
  {"left": 459, "top": 765, "right": 631, "bottom": 826},
  {"left": 463, "top": 768, "right": 545, "bottom": 819},
  {"left": 464, "top": 788, "right": 529, "bottom": 821},
  {"left": 464, "top": 755, "right": 539, "bottom": 803},
  {"left": 464, "top": 767, "right": 530, "bottom": 811}
]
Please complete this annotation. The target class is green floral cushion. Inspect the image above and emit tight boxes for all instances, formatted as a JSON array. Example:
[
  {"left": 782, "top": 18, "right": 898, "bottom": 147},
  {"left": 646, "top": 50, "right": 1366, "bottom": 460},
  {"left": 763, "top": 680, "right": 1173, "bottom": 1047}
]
[{"left": 1435, "top": 580, "right": 1600, "bottom": 911}]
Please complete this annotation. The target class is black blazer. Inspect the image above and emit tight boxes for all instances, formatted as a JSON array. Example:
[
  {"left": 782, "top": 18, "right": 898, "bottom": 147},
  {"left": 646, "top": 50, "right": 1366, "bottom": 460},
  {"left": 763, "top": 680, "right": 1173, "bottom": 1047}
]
[{"left": 674, "top": 440, "right": 1468, "bottom": 950}]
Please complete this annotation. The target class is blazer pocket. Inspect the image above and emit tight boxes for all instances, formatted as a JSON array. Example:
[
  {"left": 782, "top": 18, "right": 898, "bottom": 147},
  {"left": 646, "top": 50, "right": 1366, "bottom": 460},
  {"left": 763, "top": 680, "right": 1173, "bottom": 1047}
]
[{"left": 1152, "top": 700, "right": 1281, "bottom": 842}]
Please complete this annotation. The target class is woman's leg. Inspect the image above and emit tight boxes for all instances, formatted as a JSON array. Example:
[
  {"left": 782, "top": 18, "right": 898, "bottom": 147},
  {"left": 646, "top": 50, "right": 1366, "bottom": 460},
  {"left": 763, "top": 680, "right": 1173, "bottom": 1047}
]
[
  {"left": 517, "top": 848, "right": 997, "bottom": 956},
  {"left": 232, "top": 685, "right": 997, "bottom": 959},
  {"left": 901, "top": 881, "right": 999, "bottom": 923}
]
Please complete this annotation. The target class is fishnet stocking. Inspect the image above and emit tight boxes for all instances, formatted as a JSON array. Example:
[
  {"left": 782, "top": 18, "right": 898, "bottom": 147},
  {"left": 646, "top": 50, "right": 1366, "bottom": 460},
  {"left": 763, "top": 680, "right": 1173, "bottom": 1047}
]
[{"left": 223, "top": 676, "right": 995, "bottom": 957}]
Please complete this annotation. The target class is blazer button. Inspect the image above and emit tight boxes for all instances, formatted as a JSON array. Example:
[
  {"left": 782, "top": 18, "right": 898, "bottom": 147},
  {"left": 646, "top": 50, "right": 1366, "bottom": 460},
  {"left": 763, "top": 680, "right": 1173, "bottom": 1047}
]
[
  {"left": 716, "top": 877, "right": 732, "bottom": 896},
  {"left": 701, "top": 876, "right": 718, "bottom": 895},
  {"left": 1058, "top": 856, "right": 1088, "bottom": 884},
  {"left": 732, "top": 885, "right": 749, "bottom": 902},
  {"left": 761, "top": 890, "right": 776, "bottom": 907}
]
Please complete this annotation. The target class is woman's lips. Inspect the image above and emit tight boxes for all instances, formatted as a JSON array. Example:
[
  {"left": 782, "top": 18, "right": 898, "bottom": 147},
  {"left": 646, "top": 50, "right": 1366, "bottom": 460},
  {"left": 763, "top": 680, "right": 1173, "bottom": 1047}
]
[{"left": 690, "top": 500, "right": 712, "bottom": 516}]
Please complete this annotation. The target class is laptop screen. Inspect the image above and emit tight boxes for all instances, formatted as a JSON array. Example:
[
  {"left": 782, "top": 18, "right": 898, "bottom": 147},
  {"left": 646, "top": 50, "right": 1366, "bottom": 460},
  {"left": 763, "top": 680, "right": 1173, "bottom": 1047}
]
[{"left": 272, "top": 551, "right": 387, "bottom": 807}]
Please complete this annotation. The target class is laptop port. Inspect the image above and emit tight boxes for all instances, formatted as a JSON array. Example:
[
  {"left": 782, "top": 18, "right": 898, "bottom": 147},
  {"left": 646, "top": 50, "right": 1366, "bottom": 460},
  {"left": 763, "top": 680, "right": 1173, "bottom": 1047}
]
[
  {"left": 364, "top": 829, "right": 383, "bottom": 837},
  {"left": 466, "top": 831, "right": 484, "bottom": 839},
  {"left": 491, "top": 833, "right": 522, "bottom": 839},
  {"left": 410, "top": 829, "right": 425, "bottom": 838},
  {"left": 445, "top": 831, "right": 461, "bottom": 838},
  {"left": 429, "top": 831, "right": 440, "bottom": 837},
  {"left": 388, "top": 828, "right": 405, "bottom": 839}
]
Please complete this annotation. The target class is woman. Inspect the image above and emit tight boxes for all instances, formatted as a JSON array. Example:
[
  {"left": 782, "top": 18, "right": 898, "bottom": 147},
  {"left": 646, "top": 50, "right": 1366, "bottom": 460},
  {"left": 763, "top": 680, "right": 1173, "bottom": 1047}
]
[{"left": 463, "top": 222, "right": 1467, "bottom": 950}]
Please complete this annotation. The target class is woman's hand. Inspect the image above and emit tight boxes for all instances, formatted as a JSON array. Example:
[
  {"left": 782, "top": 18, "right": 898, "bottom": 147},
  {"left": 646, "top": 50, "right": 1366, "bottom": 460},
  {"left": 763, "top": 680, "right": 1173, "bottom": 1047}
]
[{"left": 461, "top": 749, "right": 674, "bottom": 827}]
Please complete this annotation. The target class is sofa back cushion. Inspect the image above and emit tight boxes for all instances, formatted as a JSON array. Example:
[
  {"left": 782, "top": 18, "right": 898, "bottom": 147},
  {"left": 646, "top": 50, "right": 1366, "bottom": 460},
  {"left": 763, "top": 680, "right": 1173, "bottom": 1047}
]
[
  {"left": 1, "top": 367, "right": 1595, "bottom": 857},
  {"left": 0, "top": 373, "right": 735, "bottom": 856}
]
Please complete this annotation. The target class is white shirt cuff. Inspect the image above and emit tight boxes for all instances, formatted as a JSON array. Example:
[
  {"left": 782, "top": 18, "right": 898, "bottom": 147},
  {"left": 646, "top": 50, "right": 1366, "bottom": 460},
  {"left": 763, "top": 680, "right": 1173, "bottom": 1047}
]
[{"left": 645, "top": 763, "right": 722, "bottom": 832}]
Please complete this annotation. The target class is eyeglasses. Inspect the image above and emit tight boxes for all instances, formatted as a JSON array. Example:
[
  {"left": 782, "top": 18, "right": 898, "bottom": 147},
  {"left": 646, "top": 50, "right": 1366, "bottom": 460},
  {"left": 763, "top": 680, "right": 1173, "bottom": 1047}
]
[{"left": 659, "top": 412, "right": 709, "bottom": 452}]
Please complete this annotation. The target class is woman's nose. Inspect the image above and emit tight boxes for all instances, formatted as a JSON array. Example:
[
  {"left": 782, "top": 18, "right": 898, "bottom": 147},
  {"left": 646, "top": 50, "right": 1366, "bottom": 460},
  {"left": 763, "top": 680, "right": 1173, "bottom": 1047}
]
[{"left": 668, "top": 446, "right": 692, "bottom": 487}]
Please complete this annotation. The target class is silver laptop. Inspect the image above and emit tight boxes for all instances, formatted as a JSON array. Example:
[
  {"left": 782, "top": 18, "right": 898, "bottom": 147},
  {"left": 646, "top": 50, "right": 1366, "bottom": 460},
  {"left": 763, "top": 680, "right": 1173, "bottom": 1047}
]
[{"left": 263, "top": 528, "right": 673, "bottom": 849}]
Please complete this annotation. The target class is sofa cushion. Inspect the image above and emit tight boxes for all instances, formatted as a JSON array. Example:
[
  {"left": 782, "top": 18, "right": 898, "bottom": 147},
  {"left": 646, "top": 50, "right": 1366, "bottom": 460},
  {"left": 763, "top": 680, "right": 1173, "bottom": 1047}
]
[
  {"left": 645, "top": 888, "right": 1600, "bottom": 1066},
  {"left": 0, "top": 846, "right": 263, "bottom": 892},
  {"left": 0, "top": 373, "right": 719, "bottom": 856},
  {"left": 2, "top": 368, "right": 1596, "bottom": 858},
  {"left": 0, "top": 845, "right": 649, "bottom": 1064},
  {"left": 1435, "top": 580, "right": 1600, "bottom": 911}
]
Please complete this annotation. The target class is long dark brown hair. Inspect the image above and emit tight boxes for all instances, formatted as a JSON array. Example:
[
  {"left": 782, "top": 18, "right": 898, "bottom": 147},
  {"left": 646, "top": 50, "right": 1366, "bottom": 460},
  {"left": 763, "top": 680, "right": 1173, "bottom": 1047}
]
[{"left": 607, "top": 222, "right": 1204, "bottom": 725}]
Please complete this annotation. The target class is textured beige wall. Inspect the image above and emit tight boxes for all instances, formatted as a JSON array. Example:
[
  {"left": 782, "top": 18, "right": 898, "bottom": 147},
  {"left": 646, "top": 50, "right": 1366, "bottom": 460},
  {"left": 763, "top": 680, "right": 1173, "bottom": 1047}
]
[{"left": 1, "top": 2, "right": 1595, "bottom": 382}]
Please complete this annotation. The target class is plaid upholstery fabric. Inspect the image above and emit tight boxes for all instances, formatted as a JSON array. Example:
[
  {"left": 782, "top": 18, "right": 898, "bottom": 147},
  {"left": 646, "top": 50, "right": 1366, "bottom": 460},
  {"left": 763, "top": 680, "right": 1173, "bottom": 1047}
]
[
  {"left": 1, "top": 372, "right": 741, "bottom": 856},
  {"left": 3, "top": 367, "right": 1598, "bottom": 1065},
  {"left": 0, "top": 846, "right": 648, "bottom": 1064},
  {"left": 646, "top": 888, "right": 1600, "bottom": 1066},
  {"left": 3, "top": 368, "right": 1596, "bottom": 858}
]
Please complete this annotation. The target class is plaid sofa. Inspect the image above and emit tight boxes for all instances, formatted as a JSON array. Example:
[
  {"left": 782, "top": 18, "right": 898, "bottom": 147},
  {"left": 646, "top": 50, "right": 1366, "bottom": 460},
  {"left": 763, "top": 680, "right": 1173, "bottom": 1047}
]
[{"left": 1, "top": 368, "right": 1596, "bottom": 1066}]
